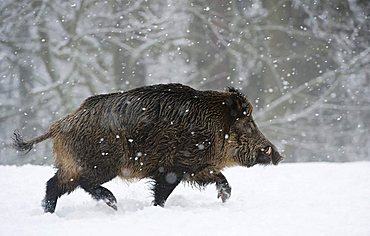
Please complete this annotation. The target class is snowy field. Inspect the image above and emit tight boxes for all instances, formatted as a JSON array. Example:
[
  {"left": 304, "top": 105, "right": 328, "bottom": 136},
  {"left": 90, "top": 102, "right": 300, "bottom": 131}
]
[{"left": 0, "top": 162, "right": 369, "bottom": 236}]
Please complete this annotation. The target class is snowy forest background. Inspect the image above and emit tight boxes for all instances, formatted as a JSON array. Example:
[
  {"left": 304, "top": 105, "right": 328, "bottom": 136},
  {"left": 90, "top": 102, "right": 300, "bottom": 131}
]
[{"left": 0, "top": 0, "right": 369, "bottom": 165}]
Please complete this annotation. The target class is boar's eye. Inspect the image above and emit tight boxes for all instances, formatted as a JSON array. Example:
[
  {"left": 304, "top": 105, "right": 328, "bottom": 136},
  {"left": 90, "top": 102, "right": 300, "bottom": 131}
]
[{"left": 242, "top": 103, "right": 253, "bottom": 117}]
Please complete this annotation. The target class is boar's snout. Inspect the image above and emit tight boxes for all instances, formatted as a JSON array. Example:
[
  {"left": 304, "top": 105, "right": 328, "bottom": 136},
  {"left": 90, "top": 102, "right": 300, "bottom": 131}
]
[
  {"left": 270, "top": 146, "right": 284, "bottom": 165},
  {"left": 256, "top": 145, "right": 284, "bottom": 166},
  {"left": 228, "top": 97, "right": 284, "bottom": 167}
]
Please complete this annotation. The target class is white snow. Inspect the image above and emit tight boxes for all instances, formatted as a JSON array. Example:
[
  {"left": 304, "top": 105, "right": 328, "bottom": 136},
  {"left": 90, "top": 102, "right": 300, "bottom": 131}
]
[{"left": 0, "top": 162, "right": 369, "bottom": 236}]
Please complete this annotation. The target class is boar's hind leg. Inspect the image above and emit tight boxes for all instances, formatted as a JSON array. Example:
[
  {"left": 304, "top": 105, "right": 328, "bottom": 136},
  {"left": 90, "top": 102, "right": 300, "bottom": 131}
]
[
  {"left": 152, "top": 172, "right": 184, "bottom": 207},
  {"left": 79, "top": 178, "right": 117, "bottom": 211},
  {"left": 194, "top": 172, "right": 232, "bottom": 203},
  {"left": 42, "top": 171, "right": 78, "bottom": 213}
]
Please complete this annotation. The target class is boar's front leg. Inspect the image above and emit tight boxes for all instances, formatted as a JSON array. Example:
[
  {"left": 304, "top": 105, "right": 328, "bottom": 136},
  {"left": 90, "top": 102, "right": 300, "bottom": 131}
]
[
  {"left": 193, "top": 172, "right": 232, "bottom": 203},
  {"left": 215, "top": 173, "right": 232, "bottom": 203},
  {"left": 152, "top": 171, "right": 183, "bottom": 207}
]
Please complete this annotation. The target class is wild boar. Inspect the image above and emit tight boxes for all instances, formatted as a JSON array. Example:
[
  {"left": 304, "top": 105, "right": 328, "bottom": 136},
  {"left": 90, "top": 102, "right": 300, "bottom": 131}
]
[{"left": 13, "top": 83, "right": 283, "bottom": 213}]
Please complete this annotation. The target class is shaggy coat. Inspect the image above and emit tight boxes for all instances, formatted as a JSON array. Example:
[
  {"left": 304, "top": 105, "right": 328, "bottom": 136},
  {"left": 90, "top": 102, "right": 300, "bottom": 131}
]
[{"left": 13, "top": 83, "right": 283, "bottom": 213}]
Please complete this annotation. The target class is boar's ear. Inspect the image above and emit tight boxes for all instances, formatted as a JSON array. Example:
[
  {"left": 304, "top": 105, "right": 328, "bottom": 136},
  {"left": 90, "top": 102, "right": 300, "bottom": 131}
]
[
  {"left": 228, "top": 87, "right": 242, "bottom": 94},
  {"left": 225, "top": 87, "right": 253, "bottom": 121}
]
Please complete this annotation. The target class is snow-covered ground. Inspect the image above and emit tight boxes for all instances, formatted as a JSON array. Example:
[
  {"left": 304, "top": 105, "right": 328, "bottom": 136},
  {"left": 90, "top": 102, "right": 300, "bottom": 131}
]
[{"left": 0, "top": 162, "right": 369, "bottom": 236}]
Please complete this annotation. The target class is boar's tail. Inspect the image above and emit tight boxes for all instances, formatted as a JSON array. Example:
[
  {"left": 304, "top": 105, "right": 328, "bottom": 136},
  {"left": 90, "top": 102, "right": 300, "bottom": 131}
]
[{"left": 12, "top": 129, "right": 52, "bottom": 154}]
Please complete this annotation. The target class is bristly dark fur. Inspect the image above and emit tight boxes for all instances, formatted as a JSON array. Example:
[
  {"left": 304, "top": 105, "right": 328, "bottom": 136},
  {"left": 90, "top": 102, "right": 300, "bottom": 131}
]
[{"left": 12, "top": 83, "right": 283, "bottom": 213}]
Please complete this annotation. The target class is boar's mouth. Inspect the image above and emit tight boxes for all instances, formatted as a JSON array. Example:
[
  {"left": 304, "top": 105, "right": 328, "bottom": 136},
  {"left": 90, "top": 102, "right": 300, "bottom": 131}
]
[
  {"left": 254, "top": 146, "right": 284, "bottom": 166},
  {"left": 235, "top": 145, "right": 283, "bottom": 167}
]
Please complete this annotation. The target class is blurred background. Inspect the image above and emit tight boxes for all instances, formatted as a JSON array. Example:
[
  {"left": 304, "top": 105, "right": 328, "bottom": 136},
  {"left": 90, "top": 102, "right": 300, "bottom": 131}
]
[{"left": 1, "top": 0, "right": 369, "bottom": 165}]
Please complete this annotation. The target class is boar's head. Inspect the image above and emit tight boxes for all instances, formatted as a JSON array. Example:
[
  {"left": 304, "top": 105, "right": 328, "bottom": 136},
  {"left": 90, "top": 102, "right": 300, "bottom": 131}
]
[{"left": 226, "top": 88, "right": 284, "bottom": 167}]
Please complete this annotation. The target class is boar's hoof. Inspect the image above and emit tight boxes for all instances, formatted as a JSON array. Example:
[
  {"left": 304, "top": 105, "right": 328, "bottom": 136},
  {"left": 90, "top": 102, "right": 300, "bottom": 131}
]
[
  {"left": 105, "top": 198, "right": 118, "bottom": 211},
  {"left": 42, "top": 199, "right": 57, "bottom": 213},
  {"left": 217, "top": 185, "right": 232, "bottom": 203},
  {"left": 80, "top": 183, "right": 118, "bottom": 211},
  {"left": 98, "top": 190, "right": 117, "bottom": 211},
  {"left": 153, "top": 201, "right": 165, "bottom": 207}
]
